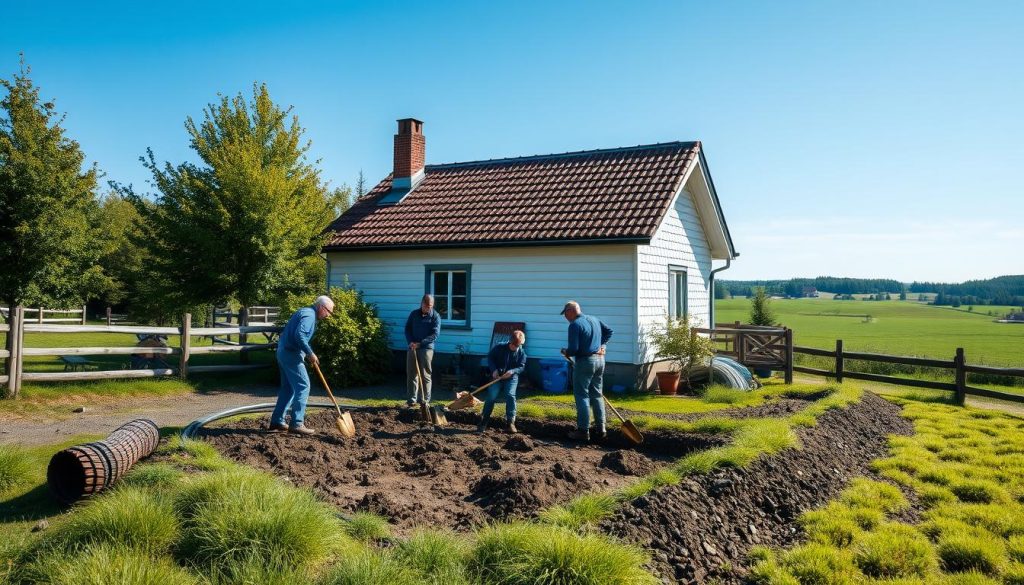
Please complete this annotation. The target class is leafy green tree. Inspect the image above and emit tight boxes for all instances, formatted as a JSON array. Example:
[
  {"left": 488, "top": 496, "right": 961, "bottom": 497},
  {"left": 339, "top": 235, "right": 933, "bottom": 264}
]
[
  {"left": 0, "top": 60, "right": 101, "bottom": 310},
  {"left": 749, "top": 287, "right": 776, "bottom": 326},
  {"left": 90, "top": 192, "right": 148, "bottom": 307},
  {"left": 649, "top": 315, "right": 715, "bottom": 389},
  {"left": 123, "top": 84, "right": 342, "bottom": 315}
]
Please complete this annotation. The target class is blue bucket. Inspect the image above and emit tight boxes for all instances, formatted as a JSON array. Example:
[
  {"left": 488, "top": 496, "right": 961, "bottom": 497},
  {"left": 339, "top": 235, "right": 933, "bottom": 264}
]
[{"left": 539, "top": 358, "right": 569, "bottom": 393}]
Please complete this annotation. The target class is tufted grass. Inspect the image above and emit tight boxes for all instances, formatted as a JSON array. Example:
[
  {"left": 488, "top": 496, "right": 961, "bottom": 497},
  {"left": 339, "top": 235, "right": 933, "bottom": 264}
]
[
  {"left": 393, "top": 528, "right": 471, "bottom": 585},
  {"left": 34, "top": 544, "right": 200, "bottom": 585},
  {"left": 0, "top": 446, "right": 32, "bottom": 495},
  {"left": 342, "top": 511, "right": 392, "bottom": 543},
  {"left": 43, "top": 486, "right": 179, "bottom": 556}
]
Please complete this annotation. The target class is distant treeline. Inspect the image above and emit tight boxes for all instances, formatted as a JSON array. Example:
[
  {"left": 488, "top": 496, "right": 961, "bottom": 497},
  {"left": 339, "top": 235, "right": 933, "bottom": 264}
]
[{"left": 719, "top": 275, "right": 1024, "bottom": 307}]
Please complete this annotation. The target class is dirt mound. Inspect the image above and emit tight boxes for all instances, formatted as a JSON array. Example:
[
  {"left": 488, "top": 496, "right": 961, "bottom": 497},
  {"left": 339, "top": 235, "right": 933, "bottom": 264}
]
[
  {"left": 600, "top": 450, "right": 657, "bottom": 476},
  {"left": 600, "top": 392, "right": 913, "bottom": 584},
  {"left": 201, "top": 406, "right": 715, "bottom": 533}
]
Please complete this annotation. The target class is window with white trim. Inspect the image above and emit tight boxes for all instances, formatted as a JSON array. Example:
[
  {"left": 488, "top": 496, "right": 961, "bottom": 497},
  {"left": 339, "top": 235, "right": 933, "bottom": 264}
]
[
  {"left": 668, "top": 267, "right": 687, "bottom": 320},
  {"left": 426, "top": 265, "right": 471, "bottom": 326}
]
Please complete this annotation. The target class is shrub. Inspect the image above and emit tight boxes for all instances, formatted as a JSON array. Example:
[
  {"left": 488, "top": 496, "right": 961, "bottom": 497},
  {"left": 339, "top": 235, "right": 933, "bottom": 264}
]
[
  {"left": 0, "top": 445, "right": 32, "bottom": 494},
  {"left": 173, "top": 467, "right": 343, "bottom": 574},
  {"left": 47, "top": 486, "right": 179, "bottom": 555},
  {"left": 852, "top": 523, "right": 936, "bottom": 578},
  {"left": 285, "top": 286, "right": 391, "bottom": 387},
  {"left": 343, "top": 511, "right": 391, "bottom": 543},
  {"left": 647, "top": 315, "right": 715, "bottom": 386},
  {"left": 469, "top": 523, "right": 656, "bottom": 585},
  {"left": 937, "top": 529, "right": 1006, "bottom": 574}
]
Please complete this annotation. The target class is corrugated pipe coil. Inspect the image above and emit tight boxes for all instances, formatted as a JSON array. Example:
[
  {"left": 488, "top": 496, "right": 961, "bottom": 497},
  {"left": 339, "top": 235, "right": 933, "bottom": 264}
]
[
  {"left": 180, "top": 402, "right": 362, "bottom": 440},
  {"left": 47, "top": 418, "right": 160, "bottom": 505}
]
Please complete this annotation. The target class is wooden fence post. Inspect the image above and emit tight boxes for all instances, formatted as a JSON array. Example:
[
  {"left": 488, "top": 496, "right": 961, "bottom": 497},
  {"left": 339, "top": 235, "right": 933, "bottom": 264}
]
[
  {"left": 11, "top": 307, "right": 24, "bottom": 398},
  {"left": 784, "top": 328, "right": 794, "bottom": 384},
  {"left": 954, "top": 347, "right": 966, "bottom": 406},
  {"left": 835, "top": 339, "right": 844, "bottom": 382},
  {"left": 180, "top": 313, "right": 191, "bottom": 380},
  {"left": 37, "top": 307, "right": 43, "bottom": 324},
  {"left": 81, "top": 304, "right": 87, "bottom": 325},
  {"left": 106, "top": 307, "right": 112, "bottom": 326},
  {"left": 238, "top": 307, "right": 249, "bottom": 365},
  {"left": 3, "top": 305, "right": 14, "bottom": 398}
]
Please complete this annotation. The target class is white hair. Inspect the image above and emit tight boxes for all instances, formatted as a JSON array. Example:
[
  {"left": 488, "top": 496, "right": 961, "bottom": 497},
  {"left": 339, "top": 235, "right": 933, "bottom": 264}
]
[{"left": 314, "top": 295, "right": 334, "bottom": 309}]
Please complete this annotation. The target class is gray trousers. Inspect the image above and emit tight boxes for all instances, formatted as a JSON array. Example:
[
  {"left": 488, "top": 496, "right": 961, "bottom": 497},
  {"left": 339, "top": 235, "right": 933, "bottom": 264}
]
[{"left": 406, "top": 348, "right": 434, "bottom": 404}]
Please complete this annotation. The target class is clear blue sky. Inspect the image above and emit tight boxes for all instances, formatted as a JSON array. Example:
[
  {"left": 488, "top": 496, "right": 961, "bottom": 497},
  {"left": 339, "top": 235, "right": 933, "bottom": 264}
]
[{"left": 4, "top": 1, "right": 1021, "bottom": 282}]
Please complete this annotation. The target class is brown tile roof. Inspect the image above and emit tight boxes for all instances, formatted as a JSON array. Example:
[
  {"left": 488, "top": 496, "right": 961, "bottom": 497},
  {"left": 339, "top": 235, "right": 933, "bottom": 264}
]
[{"left": 324, "top": 141, "right": 701, "bottom": 250}]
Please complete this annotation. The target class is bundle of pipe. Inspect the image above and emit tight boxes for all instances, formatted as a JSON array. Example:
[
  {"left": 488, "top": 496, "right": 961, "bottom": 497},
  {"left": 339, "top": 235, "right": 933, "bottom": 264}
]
[{"left": 47, "top": 418, "right": 160, "bottom": 505}]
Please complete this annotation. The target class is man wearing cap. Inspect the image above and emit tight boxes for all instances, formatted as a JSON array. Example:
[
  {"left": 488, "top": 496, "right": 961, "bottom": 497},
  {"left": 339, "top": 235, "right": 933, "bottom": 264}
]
[
  {"left": 478, "top": 330, "right": 527, "bottom": 434},
  {"left": 269, "top": 295, "right": 335, "bottom": 436},
  {"left": 405, "top": 294, "right": 441, "bottom": 407},
  {"left": 560, "top": 300, "right": 613, "bottom": 441}
]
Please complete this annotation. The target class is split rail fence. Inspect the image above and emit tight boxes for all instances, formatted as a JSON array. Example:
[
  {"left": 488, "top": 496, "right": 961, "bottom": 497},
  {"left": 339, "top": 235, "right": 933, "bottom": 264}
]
[
  {"left": 2, "top": 306, "right": 87, "bottom": 325},
  {"left": 2, "top": 307, "right": 281, "bottom": 399}
]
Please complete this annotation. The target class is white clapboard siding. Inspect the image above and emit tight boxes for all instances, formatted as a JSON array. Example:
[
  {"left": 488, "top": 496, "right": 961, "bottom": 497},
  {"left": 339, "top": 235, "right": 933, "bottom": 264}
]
[
  {"left": 327, "top": 245, "right": 637, "bottom": 364},
  {"left": 636, "top": 174, "right": 713, "bottom": 362}
]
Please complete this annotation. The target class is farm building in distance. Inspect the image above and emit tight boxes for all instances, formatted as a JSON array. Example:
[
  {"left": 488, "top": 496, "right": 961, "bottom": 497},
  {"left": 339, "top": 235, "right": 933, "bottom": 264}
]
[{"left": 323, "top": 119, "right": 737, "bottom": 390}]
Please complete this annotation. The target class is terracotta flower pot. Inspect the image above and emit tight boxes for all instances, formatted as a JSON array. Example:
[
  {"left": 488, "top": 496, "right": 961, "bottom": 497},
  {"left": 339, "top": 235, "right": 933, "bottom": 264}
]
[{"left": 656, "top": 371, "right": 680, "bottom": 395}]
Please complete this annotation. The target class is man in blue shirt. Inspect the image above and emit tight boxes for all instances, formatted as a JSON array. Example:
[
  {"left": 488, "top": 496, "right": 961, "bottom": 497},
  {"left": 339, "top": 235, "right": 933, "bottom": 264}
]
[
  {"left": 560, "top": 300, "right": 613, "bottom": 441},
  {"left": 405, "top": 294, "right": 441, "bottom": 407},
  {"left": 479, "top": 330, "right": 527, "bottom": 434},
  {"left": 269, "top": 295, "right": 335, "bottom": 435}
]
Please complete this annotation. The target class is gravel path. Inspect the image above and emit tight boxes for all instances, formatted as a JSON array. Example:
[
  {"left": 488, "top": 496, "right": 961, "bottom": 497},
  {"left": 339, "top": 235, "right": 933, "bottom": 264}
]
[{"left": 0, "top": 380, "right": 410, "bottom": 447}]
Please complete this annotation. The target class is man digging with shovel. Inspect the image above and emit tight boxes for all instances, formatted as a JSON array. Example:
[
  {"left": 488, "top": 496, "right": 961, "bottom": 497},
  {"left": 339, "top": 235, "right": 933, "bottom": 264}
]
[
  {"left": 560, "top": 300, "right": 613, "bottom": 442},
  {"left": 478, "top": 330, "right": 527, "bottom": 434},
  {"left": 269, "top": 295, "right": 335, "bottom": 436}
]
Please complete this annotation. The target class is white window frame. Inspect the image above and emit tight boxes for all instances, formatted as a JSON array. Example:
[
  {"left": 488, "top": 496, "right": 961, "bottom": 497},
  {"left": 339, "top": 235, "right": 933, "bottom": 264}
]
[
  {"left": 425, "top": 264, "right": 471, "bottom": 328},
  {"left": 668, "top": 266, "right": 688, "bottom": 320}
]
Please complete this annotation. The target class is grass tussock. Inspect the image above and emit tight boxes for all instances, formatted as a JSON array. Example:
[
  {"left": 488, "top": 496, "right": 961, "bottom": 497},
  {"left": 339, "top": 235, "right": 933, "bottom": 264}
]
[
  {"left": 393, "top": 529, "right": 471, "bottom": 584},
  {"left": 173, "top": 467, "right": 346, "bottom": 574},
  {"left": 0, "top": 445, "right": 32, "bottom": 495},
  {"left": 538, "top": 493, "right": 619, "bottom": 530},
  {"left": 37, "top": 544, "right": 199, "bottom": 585},
  {"left": 852, "top": 523, "right": 937, "bottom": 579},
  {"left": 470, "top": 522, "right": 656, "bottom": 585},
  {"left": 45, "top": 486, "right": 179, "bottom": 556},
  {"left": 342, "top": 511, "right": 392, "bottom": 543}
]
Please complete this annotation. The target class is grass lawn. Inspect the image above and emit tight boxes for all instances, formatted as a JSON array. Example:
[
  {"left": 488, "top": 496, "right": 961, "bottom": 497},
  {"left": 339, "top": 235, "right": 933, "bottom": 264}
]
[{"left": 716, "top": 298, "right": 1024, "bottom": 366}]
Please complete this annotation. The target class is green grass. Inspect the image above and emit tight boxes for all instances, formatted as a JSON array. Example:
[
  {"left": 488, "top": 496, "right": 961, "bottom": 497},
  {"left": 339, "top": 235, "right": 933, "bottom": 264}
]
[
  {"left": 33, "top": 543, "right": 201, "bottom": 585},
  {"left": 717, "top": 297, "right": 1024, "bottom": 366},
  {"left": 342, "top": 511, "right": 392, "bottom": 542},
  {"left": 0, "top": 446, "right": 32, "bottom": 494},
  {"left": 43, "top": 486, "right": 180, "bottom": 555},
  {"left": 750, "top": 396, "right": 1024, "bottom": 583}
]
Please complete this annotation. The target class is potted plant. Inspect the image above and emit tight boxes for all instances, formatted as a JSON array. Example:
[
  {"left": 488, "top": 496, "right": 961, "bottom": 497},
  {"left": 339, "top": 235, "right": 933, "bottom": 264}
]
[{"left": 649, "top": 315, "right": 716, "bottom": 395}]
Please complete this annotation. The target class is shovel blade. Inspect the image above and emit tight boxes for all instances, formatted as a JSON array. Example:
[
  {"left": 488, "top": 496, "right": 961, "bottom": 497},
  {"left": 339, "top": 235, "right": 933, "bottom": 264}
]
[
  {"left": 621, "top": 421, "right": 644, "bottom": 446},
  {"left": 431, "top": 406, "right": 449, "bottom": 427},
  {"left": 335, "top": 412, "right": 356, "bottom": 438},
  {"left": 446, "top": 393, "right": 483, "bottom": 411}
]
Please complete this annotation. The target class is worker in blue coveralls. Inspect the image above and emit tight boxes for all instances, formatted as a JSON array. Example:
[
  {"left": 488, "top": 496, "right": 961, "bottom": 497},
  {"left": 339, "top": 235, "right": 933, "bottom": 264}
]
[
  {"left": 560, "top": 300, "right": 613, "bottom": 442},
  {"left": 405, "top": 294, "right": 441, "bottom": 407},
  {"left": 268, "top": 295, "right": 335, "bottom": 436},
  {"left": 478, "top": 330, "right": 527, "bottom": 434}
]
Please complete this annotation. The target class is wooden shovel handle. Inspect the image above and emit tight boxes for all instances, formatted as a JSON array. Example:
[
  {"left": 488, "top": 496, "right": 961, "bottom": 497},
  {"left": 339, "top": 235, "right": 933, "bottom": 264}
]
[
  {"left": 311, "top": 361, "right": 344, "bottom": 418},
  {"left": 470, "top": 376, "right": 503, "bottom": 397},
  {"left": 412, "top": 349, "right": 429, "bottom": 403},
  {"left": 563, "top": 354, "right": 628, "bottom": 425}
]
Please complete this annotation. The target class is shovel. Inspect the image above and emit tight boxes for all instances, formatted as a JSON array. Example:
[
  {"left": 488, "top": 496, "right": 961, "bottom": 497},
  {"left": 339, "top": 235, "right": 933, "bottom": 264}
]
[
  {"left": 564, "top": 355, "right": 643, "bottom": 446},
  {"left": 447, "top": 376, "right": 503, "bottom": 410},
  {"left": 311, "top": 361, "right": 356, "bottom": 438},
  {"left": 412, "top": 349, "right": 447, "bottom": 427}
]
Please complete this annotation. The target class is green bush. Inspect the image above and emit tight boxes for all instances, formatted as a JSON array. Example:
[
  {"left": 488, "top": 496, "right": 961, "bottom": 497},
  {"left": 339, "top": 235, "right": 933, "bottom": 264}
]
[
  {"left": 47, "top": 486, "right": 179, "bottom": 555},
  {"left": 284, "top": 286, "right": 391, "bottom": 387},
  {"left": 173, "top": 467, "right": 343, "bottom": 574},
  {"left": 0, "top": 445, "right": 32, "bottom": 494},
  {"left": 852, "top": 523, "right": 936, "bottom": 579},
  {"left": 469, "top": 522, "right": 656, "bottom": 585}
]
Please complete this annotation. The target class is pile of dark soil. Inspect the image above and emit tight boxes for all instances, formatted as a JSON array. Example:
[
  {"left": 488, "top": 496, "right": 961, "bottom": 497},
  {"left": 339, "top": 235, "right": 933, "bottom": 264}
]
[
  {"left": 600, "top": 392, "right": 912, "bottom": 584},
  {"left": 201, "top": 407, "right": 722, "bottom": 532}
]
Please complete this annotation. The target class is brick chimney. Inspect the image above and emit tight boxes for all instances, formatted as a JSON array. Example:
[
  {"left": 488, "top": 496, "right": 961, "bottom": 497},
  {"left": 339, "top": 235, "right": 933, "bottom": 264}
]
[{"left": 393, "top": 118, "right": 425, "bottom": 182}]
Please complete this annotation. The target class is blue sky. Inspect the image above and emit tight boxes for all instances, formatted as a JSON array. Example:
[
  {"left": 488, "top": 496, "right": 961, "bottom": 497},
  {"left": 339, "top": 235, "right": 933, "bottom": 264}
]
[{"left": 3, "top": 1, "right": 1021, "bottom": 282}]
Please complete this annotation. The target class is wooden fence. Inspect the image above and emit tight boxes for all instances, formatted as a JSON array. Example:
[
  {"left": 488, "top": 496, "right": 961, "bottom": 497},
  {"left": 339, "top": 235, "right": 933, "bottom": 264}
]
[
  {"left": 2, "top": 307, "right": 280, "bottom": 399},
  {"left": 2, "top": 306, "right": 87, "bottom": 325},
  {"left": 793, "top": 340, "right": 1024, "bottom": 405},
  {"left": 697, "top": 323, "right": 794, "bottom": 383}
]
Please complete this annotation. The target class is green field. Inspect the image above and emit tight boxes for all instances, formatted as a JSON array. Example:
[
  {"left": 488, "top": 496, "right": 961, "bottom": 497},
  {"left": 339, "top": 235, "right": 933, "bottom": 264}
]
[{"left": 716, "top": 298, "right": 1024, "bottom": 367}]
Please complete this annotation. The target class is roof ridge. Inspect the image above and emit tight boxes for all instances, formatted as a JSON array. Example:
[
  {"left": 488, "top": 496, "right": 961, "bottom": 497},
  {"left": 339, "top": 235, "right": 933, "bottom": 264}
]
[{"left": 426, "top": 140, "right": 699, "bottom": 170}]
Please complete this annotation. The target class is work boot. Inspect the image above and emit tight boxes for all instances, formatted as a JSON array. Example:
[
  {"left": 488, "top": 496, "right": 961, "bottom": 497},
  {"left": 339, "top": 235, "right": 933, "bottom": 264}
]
[
  {"left": 507, "top": 420, "right": 518, "bottom": 434},
  {"left": 591, "top": 426, "right": 607, "bottom": 441},
  {"left": 477, "top": 419, "right": 488, "bottom": 434},
  {"left": 268, "top": 422, "right": 288, "bottom": 433},
  {"left": 289, "top": 424, "right": 316, "bottom": 436},
  {"left": 406, "top": 399, "right": 416, "bottom": 408},
  {"left": 567, "top": 429, "right": 590, "bottom": 442}
]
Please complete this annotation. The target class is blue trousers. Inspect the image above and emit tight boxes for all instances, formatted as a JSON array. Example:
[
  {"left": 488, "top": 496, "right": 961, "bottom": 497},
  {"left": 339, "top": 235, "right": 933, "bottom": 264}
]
[
  {"left": 573, "top": 355, "right": 607, "bottom": 431},
  {"left": 271, "top": 349, "right": 310, "bottom": 428},
  {"left": 481, "top": 376, "right": 519, "bottom": 422}
]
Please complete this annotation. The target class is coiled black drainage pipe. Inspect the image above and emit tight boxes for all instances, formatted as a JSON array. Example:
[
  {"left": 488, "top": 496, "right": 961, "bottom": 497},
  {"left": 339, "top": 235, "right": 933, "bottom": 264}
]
[
  {"left": 47, "top": 418, "right": 160, "bottom": 505},
  {"left": 180, "top": 402, "right": 365, "bottom": 439}
]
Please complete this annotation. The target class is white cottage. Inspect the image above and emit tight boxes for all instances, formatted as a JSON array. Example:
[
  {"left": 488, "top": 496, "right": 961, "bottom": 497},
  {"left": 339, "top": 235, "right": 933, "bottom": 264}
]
[{"left": 323, "top": 119, "right": 738, "bottom": 390}]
